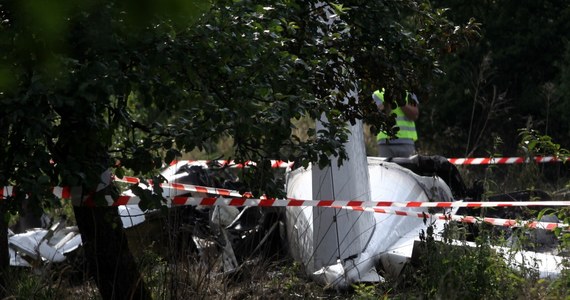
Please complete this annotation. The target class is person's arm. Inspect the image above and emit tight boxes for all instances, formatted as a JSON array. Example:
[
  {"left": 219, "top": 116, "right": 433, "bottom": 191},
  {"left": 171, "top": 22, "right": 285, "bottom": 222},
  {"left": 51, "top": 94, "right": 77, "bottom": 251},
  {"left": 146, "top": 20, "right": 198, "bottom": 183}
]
[
  {"left": 401, "top": 103, "right": 419, "bottom": 121},
  {"left": 401, "top": 93, "right": 419, "bottom": 121},
  {"left": 372, "top": 91, "right": 385, "bottom": 111}
]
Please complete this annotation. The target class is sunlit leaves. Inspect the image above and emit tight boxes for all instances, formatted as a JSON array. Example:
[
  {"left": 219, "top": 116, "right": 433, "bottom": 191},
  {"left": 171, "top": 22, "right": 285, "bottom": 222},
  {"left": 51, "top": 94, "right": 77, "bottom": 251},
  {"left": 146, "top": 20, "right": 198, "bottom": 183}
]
[
  {"left": 519, "top": 128, "right": 570, "bottom": 160},
  {"left": 1, "top": 0, "right": 478, "bottom": 201}
]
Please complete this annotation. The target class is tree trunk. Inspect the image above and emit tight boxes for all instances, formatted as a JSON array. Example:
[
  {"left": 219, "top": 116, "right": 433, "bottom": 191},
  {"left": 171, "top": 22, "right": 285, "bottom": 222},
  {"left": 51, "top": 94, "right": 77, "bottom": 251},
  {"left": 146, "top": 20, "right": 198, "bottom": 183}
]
[
  {"left": 74, "top": 206, "right": 151, "bottom": 300},
  {"left": 0, "top": 207, "right": 8, "bottom": 299},
  {"left": 53, "top": 104, "right": 151, "bottom": 299}
]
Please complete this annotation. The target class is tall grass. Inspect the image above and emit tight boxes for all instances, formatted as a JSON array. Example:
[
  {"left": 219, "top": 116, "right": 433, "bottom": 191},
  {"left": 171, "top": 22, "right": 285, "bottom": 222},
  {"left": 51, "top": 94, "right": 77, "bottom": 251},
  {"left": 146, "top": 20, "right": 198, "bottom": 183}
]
[{"left": 3, "top": 128, "right": 569, "bottom": 299}]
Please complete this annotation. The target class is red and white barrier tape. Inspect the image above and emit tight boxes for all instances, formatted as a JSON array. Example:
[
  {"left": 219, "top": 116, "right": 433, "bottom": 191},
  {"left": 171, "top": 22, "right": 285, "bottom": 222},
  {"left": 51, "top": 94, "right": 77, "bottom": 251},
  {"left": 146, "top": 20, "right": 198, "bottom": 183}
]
[
  {"left": 447, "top": 156, "right": 565, "bottom": 165},
  {"left": 3, "top": 186, "right": 570, "bottom": 209},
  {"left": 170, "top": 159, "right": 294, "bottom": 168},
  {"left": 335, "top": 206, "right": 565, "bottom": 231},
  {"left": 1, "top": 186, "right": 13, "bottom": 198},
  {"left": 113, "top": 176, "right": 245, "bottom": 198},
  {"left": 316, "top": 200, "right": 570, "bottom": 208},
  {"left": 1, "top": 186, "right": 72, "bottom": 200},
  {"left": 110, "top": 196, "right": 566, "bottom": 231},
  {"left": 52, "top": 186, "right": 71, "bottom": 199},
  {"left": 3, "top": 187, "right": 567, "bottom": 231},
  {"left": 107, "top": 195, "right": 570, "bottom": 209},
  {"left": 1, "top": 156, "right": 564, "bottom": 198},
  {"left": 7, "top": 156, "right": 560, "bottom": 199},
  {"left": 171, "top": 156, "right": 566, "bottom": 168}
]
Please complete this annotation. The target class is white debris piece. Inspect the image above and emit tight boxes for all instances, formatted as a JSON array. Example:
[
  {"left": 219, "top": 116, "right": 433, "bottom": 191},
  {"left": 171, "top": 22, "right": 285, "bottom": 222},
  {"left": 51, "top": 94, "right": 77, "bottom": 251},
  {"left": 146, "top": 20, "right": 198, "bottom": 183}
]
[
  {"left": 8, "top": 222, "right": 82, "bottom": 267},
  {"left": 285, "top": 159, "right": 456, "bottom": 289},
  {"left": 118, "top": 205, "right": 147, "bottom": 228}
]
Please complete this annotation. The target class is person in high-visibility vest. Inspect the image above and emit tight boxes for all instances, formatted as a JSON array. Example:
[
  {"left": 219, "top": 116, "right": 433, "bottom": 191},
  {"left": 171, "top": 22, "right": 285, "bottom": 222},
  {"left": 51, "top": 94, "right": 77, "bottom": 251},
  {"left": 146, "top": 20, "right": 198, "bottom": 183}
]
[{"left": 372, "top": 89, "right": 419, "bottom": 157}]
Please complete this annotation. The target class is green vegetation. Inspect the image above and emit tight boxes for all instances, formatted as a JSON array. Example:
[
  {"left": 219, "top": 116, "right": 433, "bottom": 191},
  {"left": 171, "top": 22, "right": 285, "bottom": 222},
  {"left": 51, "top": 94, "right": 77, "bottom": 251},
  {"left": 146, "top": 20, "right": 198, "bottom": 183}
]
[
  {"left": 1, "top": 0, "right": 569, "bottom": 299},
  {"left": 423, "top": 0, "right": 570, "bottom": 158},
  {"left": 2, "top": 133, "right": 568, "bottom": 299}
]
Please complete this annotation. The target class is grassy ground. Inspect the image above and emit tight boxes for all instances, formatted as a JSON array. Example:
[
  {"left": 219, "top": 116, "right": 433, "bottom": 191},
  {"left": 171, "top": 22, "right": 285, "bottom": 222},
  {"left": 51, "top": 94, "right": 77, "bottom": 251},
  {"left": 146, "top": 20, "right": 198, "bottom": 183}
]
[
  {"left": 3, "top": 130, "right": 570, "bottom": 299},
  {"left": 4, "top": 192, "right": 569, "bottom": 299},
  {"left": 4, "top": 236, "right": 569, "bottom": 299}
]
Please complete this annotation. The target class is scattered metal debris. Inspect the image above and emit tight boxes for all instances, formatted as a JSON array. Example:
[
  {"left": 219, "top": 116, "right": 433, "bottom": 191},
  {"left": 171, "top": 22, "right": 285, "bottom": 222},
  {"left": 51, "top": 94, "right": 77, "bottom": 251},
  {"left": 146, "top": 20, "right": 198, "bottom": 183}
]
[
  {"left": 285, "top": 155, "right": 568, "bottom": 289},
  {"left": 9, "top": 219, "right": 82, "bottom": 267},
  {"left": 5, "top": 154, "right": 568, "bottom": 292},
  {"left": 119, "top": 160, "right": 283, "bottom": 274}
]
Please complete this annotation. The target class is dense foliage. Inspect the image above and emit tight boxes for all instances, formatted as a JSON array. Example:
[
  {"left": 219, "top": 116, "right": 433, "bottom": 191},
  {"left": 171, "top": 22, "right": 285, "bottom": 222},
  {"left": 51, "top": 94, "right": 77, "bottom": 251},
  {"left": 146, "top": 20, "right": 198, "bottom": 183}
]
[
  {"left": 0, "top": 0, "right": 476, "bottom": 298},
  {"left": 0, "top": 0, "right": 475, "bottom": 206},
  {"left": 424, "top": 0, "right": 570, "bottom": 157},
  {"left": 1, "top": 0, "right": 569, "bottom": 298}
]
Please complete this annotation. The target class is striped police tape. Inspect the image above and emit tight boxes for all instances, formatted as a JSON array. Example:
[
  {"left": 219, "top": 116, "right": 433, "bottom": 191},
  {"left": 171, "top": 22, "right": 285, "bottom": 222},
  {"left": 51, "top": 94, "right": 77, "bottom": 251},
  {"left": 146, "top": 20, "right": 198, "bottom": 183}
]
[
  {"left": 4, "top": 184, "right": 570, "bottom": 209},
  {"left": 108, "top": 196, "right": 570, "bottom": 231},
  {"left": 4, "top": 154, "right": 563, "bottom": 199},
  {"left": 335, "top": 206, "right": 565, "bottom": 231},
  {"left": 2, "top": 186, "right": 567, "bottom": 231},
  {"left": 113, "top": 175, "right": 246, "bottom": 197},
  {"left": 170, "top": 155, "right": 567, "bottom": 168},
  {"left": 446, "top": 156, "right": 565, "bottom": 165}
]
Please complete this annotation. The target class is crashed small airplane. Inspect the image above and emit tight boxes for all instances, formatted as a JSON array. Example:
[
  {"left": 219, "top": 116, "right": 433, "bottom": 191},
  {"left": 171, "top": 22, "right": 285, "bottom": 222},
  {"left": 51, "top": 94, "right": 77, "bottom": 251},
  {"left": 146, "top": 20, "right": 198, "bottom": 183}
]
[
  {"left": 284, "top": 119, "right": 566, "bottom": 288},
  {"left": 285, "top": 156, "right": 566, "bottom": 288},
  {"left": 8, "top": 219, "right": 82, "bottom": 267},
  {"left": 115, "top": 118, "right": 567, "bottom": 289},
  {"left": 5, "top": 119, "right": 568, "bottom": 291}
]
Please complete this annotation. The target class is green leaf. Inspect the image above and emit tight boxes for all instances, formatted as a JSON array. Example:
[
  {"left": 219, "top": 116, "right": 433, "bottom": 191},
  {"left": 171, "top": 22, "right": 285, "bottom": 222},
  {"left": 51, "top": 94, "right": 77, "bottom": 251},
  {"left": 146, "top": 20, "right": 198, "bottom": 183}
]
[{"left": 115, "top": 166, "right": 125, "bottom": 179}]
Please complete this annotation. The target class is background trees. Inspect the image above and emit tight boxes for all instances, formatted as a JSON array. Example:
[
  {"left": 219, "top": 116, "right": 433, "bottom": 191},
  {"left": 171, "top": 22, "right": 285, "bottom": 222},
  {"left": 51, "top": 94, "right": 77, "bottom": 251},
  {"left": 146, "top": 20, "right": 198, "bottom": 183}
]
[
  {"left": 7, "top": 0, "right": 569, "bottom": 298},
  {"left": 423, "top": 0, "right": 570, "bottom": 158},
  {"left": 0, "top": 0, "right": 471, "bottom": 211}
]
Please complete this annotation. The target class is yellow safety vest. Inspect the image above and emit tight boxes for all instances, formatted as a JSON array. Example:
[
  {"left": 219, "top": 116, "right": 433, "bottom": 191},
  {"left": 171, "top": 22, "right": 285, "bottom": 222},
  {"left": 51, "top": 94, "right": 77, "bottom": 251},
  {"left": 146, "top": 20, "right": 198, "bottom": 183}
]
[{"left": 374, "top": 90, "right": 418, "bottom": 142}]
